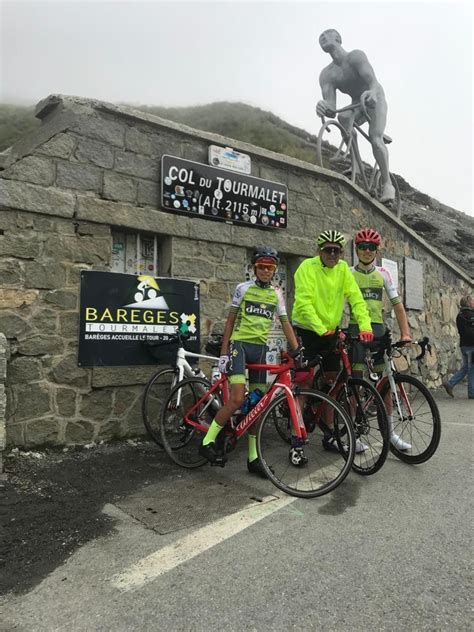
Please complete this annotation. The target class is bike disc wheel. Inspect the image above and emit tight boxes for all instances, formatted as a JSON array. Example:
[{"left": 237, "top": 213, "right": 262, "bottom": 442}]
[
  {"left": 380, "top": 374, "right": 441, "bottom": 464},
  {"left": 257, "top": 390, "right": 355, "bottom": 498},
  {"left": 160, "top": 377, "right": 219, "bottom": 468},
  {"left": 142, "top": 367, "right": 178, "bottom": 447},
  {"left": 336, "top": 377, "right": 389, "bottom": 476}
]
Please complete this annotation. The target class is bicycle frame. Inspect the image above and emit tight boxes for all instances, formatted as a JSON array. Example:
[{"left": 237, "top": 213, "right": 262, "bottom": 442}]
[
  {"left": 181, "top": 356, "right": 307, "bottom": 442},
  {"left": 308, "top": 330, "right": 364, "bottom": 415},
  {"left": 148, "top": 333, "right": 221, "bottom": 406},
  {"left": 174, "top": 346, "right": 218, "bottom": 382},
  {"left": 365, "top": 335, "right": 431, "bottom": 422},
  {"left": 318, "top": 102, "right": 401, "bottom": 217}
]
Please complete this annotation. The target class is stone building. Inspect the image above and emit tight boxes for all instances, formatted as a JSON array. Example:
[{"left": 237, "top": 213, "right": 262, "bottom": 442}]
[{"left": 0, "top": 95, "right": 472, "bottom": 456}]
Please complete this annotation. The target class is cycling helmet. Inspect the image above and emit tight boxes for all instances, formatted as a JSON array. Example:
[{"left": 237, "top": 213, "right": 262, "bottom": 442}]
[
  {"left": 354, "top": 228, "right": 381, "bottom": 246},
  {"left": 317, "top": 230, "right": 346, "bottom": 248},
  {"left": 252, "top": 246, "right": 279, "bottom": 265}
]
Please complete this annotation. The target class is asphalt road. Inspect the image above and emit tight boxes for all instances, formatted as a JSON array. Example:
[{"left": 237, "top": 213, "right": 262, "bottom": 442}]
[{"left": 0, "top": 391, "right": 472, "bottom": 631}]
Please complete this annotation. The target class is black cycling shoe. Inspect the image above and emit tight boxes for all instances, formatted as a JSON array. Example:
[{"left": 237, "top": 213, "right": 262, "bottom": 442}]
[
  {"left": 199, "top": 442, "right": 227, "bottom": 466},
  {"left": 247, "top": 458, "right": 272, "bottom": 478}
]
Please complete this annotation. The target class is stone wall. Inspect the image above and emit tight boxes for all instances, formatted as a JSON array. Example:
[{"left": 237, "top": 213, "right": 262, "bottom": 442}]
[
  {"left": 0, "top": 334, "right": 7, "bottom": 469},
  {"left": 0, "top": 95, "right": 472, "bottom": 448}
]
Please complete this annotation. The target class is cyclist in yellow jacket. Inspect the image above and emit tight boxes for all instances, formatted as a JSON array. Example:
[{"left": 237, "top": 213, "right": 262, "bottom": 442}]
[{"left": 292, "top": 229, "right": 373, "bottom": 457}]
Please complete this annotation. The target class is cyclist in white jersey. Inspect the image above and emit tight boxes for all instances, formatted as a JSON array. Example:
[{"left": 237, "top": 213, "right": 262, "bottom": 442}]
[{"left": 349, "top": 228, "right": 412, "bottom": 450}]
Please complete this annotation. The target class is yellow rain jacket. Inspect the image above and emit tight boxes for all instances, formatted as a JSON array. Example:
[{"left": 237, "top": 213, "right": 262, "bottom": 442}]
[{"left": 292, "top": 256, "right": 371, "bottom": 335}]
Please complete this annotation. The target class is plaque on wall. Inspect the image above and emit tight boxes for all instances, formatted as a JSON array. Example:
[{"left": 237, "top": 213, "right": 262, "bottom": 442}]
[
  {"left": 208, "top": 145, "right": 251, "bottom": 174},
  {"left": 404, "top": 257, "right": 424, "bottom": 310},
  {"left": 161, "top": 155, "right": 288, "bottom": 230}
]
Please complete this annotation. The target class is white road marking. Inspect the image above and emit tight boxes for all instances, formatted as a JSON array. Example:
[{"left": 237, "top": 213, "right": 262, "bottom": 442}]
[
  {"left": 111, "top": 494, "right": 296, "bottom": 592},
  {"left": 442, "top": 421, "right": 472, "bottom": 426}
]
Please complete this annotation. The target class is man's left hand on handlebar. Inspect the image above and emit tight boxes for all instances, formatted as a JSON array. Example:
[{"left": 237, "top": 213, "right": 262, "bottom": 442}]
[
  {"left": 359, "top": 331, "right": 374, "bottom": 343},
  {"left": 360, "top": 90, "right": 378, "bottom": 108},
  {"left": 316, "top": 100, "right": 336, "bottom": 118}
]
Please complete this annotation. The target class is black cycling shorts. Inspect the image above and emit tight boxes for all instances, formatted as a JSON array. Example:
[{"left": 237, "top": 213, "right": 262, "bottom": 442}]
[
  {"left": 294, "top": 328, "right": 340, "bottom": 373},
  {"left": 228, "top": 340, "right": 268, "bottom": 386}
]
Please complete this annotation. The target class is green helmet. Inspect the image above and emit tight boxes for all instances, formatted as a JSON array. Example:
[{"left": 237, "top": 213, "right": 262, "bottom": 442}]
[{"left": 317, "top": 230, "right": 346, "bottom": 248}]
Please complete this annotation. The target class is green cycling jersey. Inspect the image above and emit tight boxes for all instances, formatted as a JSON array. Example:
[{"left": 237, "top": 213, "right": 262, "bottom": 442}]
[
  {"left": 229, "top": 280, "right": 288, "bottom": 345},
  {"left": 349, "top": 264, "right": 401, "bottom": 325}
]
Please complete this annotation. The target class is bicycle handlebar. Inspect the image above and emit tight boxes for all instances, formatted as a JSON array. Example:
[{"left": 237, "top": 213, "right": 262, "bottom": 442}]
[
  {"left": 319, "top": 100, "right": 371, "bottom": 127},
  {"left": 142, "top": 328, "right": 192, "bottom": 349},
  {"left": 245, "top": 346, "right": 306, "bottom": 374},
  {"left": 392, "top": 336, "right": 431, "bottom": 361}
]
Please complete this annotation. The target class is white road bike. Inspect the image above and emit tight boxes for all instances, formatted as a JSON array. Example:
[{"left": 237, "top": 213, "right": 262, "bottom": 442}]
[{"left": 142, "top": 330, "right": 222, "bottom": 447}]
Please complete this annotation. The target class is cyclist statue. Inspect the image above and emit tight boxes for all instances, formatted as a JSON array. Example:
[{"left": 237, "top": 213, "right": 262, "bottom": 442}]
[{"left": 316, "top": 28, "right": 396, "bottom": 204}]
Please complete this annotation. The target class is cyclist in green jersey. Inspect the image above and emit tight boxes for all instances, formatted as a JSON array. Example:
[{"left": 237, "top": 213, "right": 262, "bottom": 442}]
[
  {"left": 349, "top": 228, "right": 412, "bottom": 450},
  {"left": 292, "top": 230, "right": 373, "bottom": 456},
  {"left": 199, "top": 246, "right": 301, "bottom": 477}
]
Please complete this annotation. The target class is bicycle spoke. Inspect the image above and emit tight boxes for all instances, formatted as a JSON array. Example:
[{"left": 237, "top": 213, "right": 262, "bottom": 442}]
[
  {"left": 258, "top": 390, "right": 355, "bottom": 498},
  {"left": 337, "top": 377, "right": 389, "bottom": 476},
  {"left": 382, "top": 374, "right": 441, "bottom": 464}
]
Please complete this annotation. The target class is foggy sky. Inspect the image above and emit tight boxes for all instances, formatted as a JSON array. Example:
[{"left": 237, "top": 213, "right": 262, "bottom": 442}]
[{"left": 1, "top": 0, "right": 472, "bottom": 215}]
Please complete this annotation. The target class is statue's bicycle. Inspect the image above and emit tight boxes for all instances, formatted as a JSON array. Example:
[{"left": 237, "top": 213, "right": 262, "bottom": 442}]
[{"left": 316, "top": 102, "right": 401, "bottom": 216}]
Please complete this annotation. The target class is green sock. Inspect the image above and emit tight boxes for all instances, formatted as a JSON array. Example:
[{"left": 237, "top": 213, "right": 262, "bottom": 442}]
[
  {"left": 202, "top": 420, "right": 223, "bottom": 446},
  {"left": 248, "top": 434, "right": 258, "bottom": 462}
]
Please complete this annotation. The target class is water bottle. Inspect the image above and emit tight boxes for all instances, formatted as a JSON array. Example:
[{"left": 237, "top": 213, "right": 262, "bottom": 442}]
[
  {"left": 240, "top": 389, "right": 264, "bottom": 414},
  {"left": 211, "top": 364, "right": 221, "bottom": 384},
  {"left": 193, "top": 367, "right": 206, "bottom": 379}
]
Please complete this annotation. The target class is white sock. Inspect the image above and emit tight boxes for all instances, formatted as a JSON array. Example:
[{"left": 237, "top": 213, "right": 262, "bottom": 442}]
[{"left": 387, "top": 414, "right": 394, "bottom": 434}]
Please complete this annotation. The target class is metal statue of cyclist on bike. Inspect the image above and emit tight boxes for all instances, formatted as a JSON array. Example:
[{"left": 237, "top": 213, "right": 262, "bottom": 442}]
[{"left": 316, "top": 28, "right": 396, "bottom": 206}]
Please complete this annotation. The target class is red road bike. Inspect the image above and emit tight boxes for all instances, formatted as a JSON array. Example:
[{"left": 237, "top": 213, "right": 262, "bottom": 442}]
[{"left": 160, "top": 350, "right": 356, "bottom": 498}]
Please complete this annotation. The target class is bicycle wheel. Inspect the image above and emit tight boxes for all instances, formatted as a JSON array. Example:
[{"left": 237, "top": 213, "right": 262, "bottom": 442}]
[
  {"left": 272, "top": 399, "right": 292, "bottom": 444},
  {"left": 257, "top": 389, "right": 355, "bottom": 498},
  {"left": 379, "top": 374, "right": 441, "bottom": 464},
  {"left": 374, "top": 171, "right": 401, "bottom": 216},
  {"left": 142, "top": 367, "right": 178, "bottom": 447},
  {"left": 336, "top": 377, "right": 389, "bottom": 476},
  {"left": 316, "top": 120, "right": 355, "bottom": 175},
  {"left": 160, "top": 377, "right": 220, "bottom": 468}
]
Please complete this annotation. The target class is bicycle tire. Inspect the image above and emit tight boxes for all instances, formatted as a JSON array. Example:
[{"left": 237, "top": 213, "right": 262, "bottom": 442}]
[
  {"left": 160, "top": 376, "right": 221, "bottom": 468},
  {"left": 379, "top": 374, "right": 441, "bottom": 464},
  {"left": 257, "top": 389, "right": 355, "bottom": 499},
  {"left": 272, "top": 400, "right": 292, "bottom": 444},
  {"left": 142, "top": 367, "right": 179, "bottom": 447},
  {"left": 336, "top": 377, "right": 389, "bottom": 476},
  {"left": 316, "top": 120, "right": 354, "bottom": 172}
]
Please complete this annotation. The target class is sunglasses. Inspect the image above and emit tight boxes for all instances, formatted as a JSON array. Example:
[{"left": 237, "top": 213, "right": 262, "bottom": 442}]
[
  {"left": 321, "top": 246, "right": 342, "bottom": 255},
  {"left": 357, "top": 243, "right": 378, "bottom": 252},
  {"left": 255, "top": 263, "right": 277, "bottom": 272}
]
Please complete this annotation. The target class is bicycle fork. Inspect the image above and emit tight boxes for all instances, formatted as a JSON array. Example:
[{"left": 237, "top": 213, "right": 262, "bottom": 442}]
[{"left": 385, "top": 355, "right": 413, "bottom": 421}]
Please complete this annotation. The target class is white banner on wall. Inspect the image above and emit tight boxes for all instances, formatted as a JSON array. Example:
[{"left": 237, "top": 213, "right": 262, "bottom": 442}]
[{"left": 382, "top": 258, "right": 399, "bottom": 288}]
